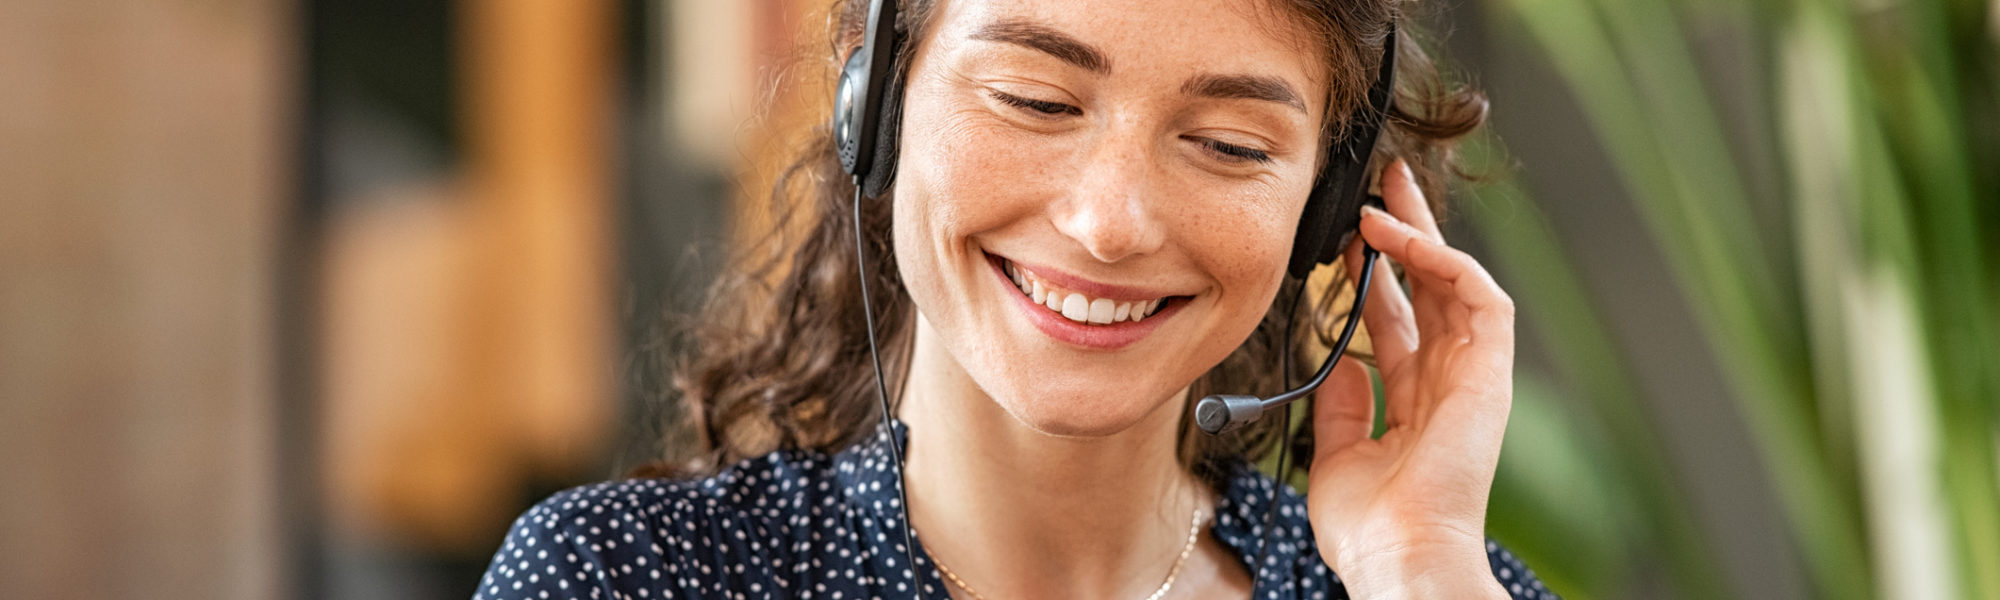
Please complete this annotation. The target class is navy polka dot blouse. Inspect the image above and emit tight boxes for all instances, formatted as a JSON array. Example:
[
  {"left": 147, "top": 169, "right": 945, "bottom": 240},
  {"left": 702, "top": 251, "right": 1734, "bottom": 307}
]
[{"left": 476, "top": 421, "right": 1555, "bottom": 599}]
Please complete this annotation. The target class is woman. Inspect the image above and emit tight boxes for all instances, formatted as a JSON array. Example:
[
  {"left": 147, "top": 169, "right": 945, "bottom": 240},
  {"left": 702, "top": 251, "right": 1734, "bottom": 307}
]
[{"left": 478, "top": 0, "right": 1553, "bottom": 598}]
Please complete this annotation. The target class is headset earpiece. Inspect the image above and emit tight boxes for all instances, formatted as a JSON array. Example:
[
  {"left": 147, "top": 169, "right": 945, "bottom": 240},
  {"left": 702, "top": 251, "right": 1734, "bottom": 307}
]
[
  {"left": 834, "top": 0, "right": 902, "bottom": 192},
  {"left": 1286, "top": 25, "right": 1399, "bottom": 280},
  {"left": 860, "top": 74, "right": 905, "bottom": 198}
]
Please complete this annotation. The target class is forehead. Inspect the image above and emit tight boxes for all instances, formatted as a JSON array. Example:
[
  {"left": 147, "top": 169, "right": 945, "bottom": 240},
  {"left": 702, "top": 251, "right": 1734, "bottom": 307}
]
[{"left": 925, "top": 0, "right": 1330, "bottom": 103}]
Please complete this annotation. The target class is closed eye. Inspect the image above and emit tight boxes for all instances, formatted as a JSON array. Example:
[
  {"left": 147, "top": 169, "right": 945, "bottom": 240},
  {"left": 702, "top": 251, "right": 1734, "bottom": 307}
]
[
  {"left": 988, "top": 90, "right": 1082, "bottom": 116},
  {"left": 1193, "top": 137, "right": 1271, "bottom": 164}
]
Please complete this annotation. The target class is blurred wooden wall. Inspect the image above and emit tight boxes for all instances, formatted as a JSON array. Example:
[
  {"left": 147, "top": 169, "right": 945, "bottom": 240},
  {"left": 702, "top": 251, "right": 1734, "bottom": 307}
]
[
  {"left": 319, "top": 0, "right": 618, "bottom": 557},
  {"left": 0, "top": 1, "right": 291, "bottom": 598},
  {"left": 0, "top": 0, "right": 625, "bottom": 596}
]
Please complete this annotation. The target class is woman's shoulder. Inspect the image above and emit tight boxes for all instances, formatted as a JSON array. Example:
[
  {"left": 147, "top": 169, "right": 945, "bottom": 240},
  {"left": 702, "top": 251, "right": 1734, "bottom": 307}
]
[
  {"left": 473, "top": 451, "right": 816, "bottom": 599},
  {"left": 494, "top": 447, "right": 859, "bottom": 542},
  {"left": 513, "top": 448, "right": 839, "bottom": 527},
  {"left": 475, "top": 445, "right": 907, "bottom": 599},
  {"left": 471, "top": 478, "right": 734, "bottom": 600}
]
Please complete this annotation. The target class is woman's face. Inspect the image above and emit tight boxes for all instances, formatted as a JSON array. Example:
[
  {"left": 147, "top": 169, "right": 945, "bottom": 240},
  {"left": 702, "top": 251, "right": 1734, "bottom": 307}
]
[{"left": 892, "top": 0, "right": 1328, "bottom": 436}]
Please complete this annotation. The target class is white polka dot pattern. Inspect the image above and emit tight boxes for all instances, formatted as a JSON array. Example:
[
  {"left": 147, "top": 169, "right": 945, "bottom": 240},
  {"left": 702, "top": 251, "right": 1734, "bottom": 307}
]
[{"left": 474, "top": 421, "right": 1556, "bottom": 599}]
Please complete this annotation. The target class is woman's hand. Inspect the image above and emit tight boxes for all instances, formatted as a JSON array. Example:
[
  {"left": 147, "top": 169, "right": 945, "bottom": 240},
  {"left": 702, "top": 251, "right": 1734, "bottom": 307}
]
[{"left": 1305, "top": 159, "right": 1515, "bottom": 599}]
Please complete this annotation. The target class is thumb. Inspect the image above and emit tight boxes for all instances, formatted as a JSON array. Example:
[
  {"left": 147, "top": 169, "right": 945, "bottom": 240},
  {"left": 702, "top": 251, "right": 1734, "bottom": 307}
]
[{"left": 1313, "top": 356, "right": 1375, "bottom": 461}]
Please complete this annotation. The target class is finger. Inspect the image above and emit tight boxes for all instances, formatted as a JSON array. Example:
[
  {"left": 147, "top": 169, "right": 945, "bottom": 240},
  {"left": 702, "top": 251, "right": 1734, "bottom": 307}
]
[
  {"left": 1377, "top": 160, "right": 1455, "bottom": 335},
  {"left": 1312, "top": 355, "right": 1376, "bottom": 461},
  {"left": 1359, "top": 206, "right": 1453, "bottom": 340},
  {"left": 1341, "top": 238, "right": 1417, "bottom": 375},
  {"left": 1362, "top": 207, "right": 1512, "bottom": 315},
  {"left": 1376, "top": 162, "right": 1456, "bottom": 332},
  {"left": 1361, "top": 215, "right": 1517, "bottom": 436},
  {"left": 1400, "top": 230, "right": 1515, "bottom": 337},
  {"left": 1382, "top": 159, "right": 1444, "bottom": 243}
]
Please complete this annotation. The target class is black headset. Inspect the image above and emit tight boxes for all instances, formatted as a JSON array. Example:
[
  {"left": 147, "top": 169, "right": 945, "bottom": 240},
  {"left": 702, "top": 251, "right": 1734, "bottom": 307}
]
[{"left": 833, "top": 0, "right": 1396, "bottom": 596}]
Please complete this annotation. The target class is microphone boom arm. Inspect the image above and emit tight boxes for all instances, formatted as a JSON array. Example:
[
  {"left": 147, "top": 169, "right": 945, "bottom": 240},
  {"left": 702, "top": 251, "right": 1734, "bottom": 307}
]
[{"left": 1194, "top": 243, "right": 1380, "bottom": 435}]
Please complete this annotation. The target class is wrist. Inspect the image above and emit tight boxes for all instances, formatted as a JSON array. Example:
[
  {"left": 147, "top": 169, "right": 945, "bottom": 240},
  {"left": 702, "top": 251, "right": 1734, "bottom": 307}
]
[{"left": 1333, "top": 543, "right": 1506, "bottom": 600}]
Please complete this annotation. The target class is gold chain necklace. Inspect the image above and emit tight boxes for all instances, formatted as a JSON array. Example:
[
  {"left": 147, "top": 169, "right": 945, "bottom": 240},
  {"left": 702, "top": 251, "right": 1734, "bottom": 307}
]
[{"left": 927, "top": 509, "right": 1206, "bottom": 600}]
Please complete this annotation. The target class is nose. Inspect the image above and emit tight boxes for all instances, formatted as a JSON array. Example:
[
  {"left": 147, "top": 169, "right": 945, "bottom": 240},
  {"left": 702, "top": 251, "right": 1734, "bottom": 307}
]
[{"left": 1050, "top": 130, "right": 1167, "bottom": 264}]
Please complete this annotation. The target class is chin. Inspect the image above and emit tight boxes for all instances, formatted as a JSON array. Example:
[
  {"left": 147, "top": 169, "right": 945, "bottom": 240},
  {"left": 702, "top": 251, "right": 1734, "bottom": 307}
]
[{"left": 984, "top": 378, "right": 1182, "bottom": 438}]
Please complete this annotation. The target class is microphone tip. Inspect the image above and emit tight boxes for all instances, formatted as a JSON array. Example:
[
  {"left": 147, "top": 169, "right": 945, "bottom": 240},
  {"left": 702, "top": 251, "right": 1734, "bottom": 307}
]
[
  {"left": 1195, "top": 394, "right": 1264, "bottom": 436},
  {"left": 1195, "top": 396, "right": 1228, "bottom": 434}
]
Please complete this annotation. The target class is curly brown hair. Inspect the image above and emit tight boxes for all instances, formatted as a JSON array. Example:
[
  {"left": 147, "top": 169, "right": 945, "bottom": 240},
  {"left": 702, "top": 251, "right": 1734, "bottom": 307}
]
[{"left": 637, "top": 0, "right": 1488, "bottom": 486}]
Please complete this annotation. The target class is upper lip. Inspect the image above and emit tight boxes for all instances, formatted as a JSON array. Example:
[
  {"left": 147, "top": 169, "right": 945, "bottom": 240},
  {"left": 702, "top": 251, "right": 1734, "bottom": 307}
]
[{"left": 991, "top": 252, "right": 1187, "bottom": 302}]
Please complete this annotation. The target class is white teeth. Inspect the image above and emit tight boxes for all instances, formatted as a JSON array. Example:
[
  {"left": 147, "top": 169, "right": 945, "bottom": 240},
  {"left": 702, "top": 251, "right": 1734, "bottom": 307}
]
[
  {"left": 1003, "top": 259, "right": 1167, "bottom": 325},
  {"left": 1087, "top": 298, "right": 1115, "bottom": 324},
  {"left": 1061, "top": 293, "right": 1090, "bottom": 321}
]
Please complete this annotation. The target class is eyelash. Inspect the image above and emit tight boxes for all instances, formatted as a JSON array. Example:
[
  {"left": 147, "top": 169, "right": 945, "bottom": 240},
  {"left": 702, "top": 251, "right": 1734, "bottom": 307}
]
[
  {"left": 988, "top": 90, "right": 1272, "bottom": 165},
  {"left": 988, "top": 90, "right": 1081, "bottom": 116},
  {"left": 1198, "top": 138, "right": 1272, "bottom": 164}
]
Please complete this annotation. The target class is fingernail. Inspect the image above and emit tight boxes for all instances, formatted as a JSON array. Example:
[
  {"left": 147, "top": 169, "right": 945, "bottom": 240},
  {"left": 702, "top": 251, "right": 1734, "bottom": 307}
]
[
  {"left": 1397, "top": 160, "right": 1415, "bottom": 184},
  {"left": 1361, "top": 204, "right": 1391, "bottom": 220}
]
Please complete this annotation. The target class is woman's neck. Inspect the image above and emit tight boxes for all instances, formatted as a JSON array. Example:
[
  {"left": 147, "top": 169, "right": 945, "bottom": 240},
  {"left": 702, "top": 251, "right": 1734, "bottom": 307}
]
[{"left": 897, "top": 315, "right": 1212, "bottom": 599}]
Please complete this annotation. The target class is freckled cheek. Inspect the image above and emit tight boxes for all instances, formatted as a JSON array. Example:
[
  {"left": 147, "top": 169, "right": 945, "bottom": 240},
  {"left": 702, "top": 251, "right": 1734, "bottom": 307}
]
[
  {"left": 1207, "top": 245, "right": 1289, "bottom": 316},
  {"left": 1179, "top": 196, "right": 1297, "bottom": 298},
  {"left": 1192, "top": 186, "right": 1304, "bottom": 262},
  {"left": 899, "top": 114, "right": 1072, "bottom": 241}
]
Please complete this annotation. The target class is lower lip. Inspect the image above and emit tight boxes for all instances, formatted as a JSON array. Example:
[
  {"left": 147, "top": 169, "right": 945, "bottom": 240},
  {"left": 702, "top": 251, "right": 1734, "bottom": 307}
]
[{"left": 986, "top": 254, "right": 1183, "bottom": 351}]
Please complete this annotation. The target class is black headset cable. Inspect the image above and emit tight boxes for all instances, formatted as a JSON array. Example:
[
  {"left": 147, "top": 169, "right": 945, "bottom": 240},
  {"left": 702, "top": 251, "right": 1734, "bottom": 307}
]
[
  {"left": 1250, "top": 242, "right": 1379, "bottom": 594},
  {"left": 854, "top": 180, "right": 927, "bottom": 600}
]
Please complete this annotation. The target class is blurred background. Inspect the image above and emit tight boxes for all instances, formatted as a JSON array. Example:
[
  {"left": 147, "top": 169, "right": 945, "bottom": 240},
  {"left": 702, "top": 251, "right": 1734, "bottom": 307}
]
[{"left": 1, "top": 0, "right": 1993, "bottom": 599}]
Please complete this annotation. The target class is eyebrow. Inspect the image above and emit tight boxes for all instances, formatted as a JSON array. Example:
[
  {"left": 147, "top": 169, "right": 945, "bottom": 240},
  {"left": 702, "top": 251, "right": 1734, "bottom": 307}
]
[
  {"left": 968, "top": 18, "right": 1111, "bottom": 74},
  {"left": 1182, "top": 73, "right": 1308, "bottom": 113}
]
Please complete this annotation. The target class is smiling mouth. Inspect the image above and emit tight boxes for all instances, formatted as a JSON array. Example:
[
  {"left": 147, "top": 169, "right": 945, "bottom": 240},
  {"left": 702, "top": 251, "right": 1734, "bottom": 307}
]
[{"left": 997, "top": 258, "right": 1178, "bottom": 325}]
